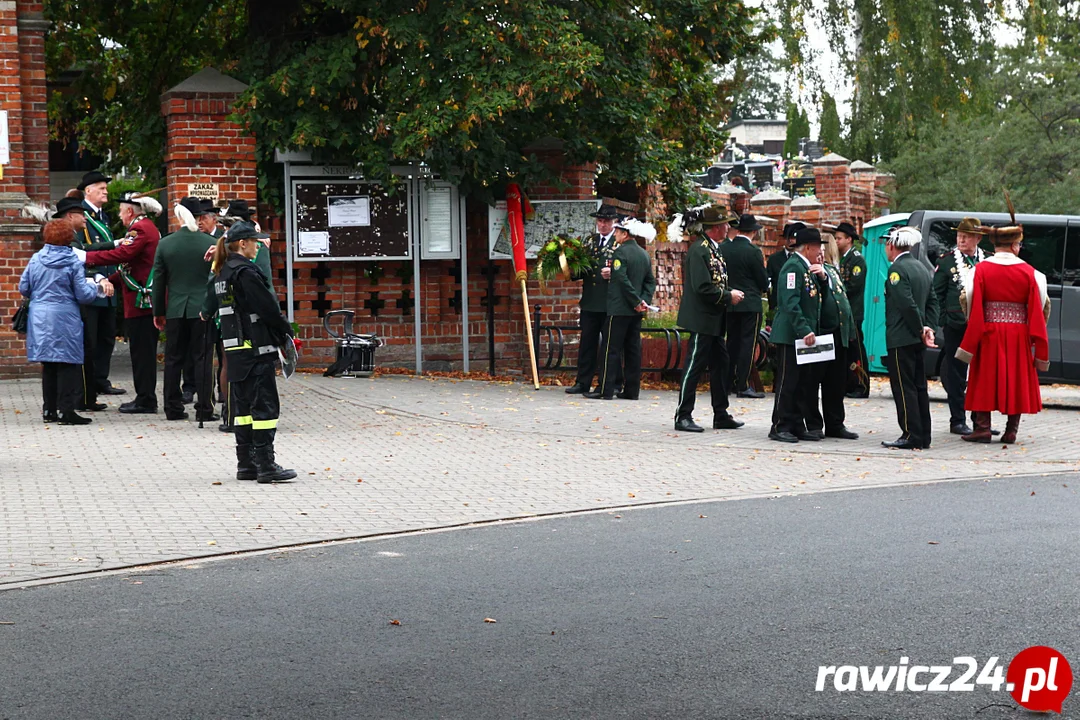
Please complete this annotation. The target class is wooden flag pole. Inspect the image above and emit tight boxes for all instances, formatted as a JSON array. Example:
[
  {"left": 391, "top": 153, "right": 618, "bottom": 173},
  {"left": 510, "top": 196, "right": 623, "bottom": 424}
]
[{"left": 518, "top": 274, "right": 540, "bottom": 390}]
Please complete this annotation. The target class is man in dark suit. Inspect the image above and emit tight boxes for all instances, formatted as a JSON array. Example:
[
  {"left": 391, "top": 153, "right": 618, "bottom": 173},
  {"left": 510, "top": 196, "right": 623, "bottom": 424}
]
[
  {"left": 181, "top": 199, "right": 226, "bottom": 404},
  {"left": 882, "top": 226, "right": 939, "bottom": 450},
  {"left": 567, "top": 205, "right": 621, "bottom": 395},
  {"left": 767, "top": 222, "right": 804, "bottom": 312},
  {"left": 768, "top": 227, "right": 824, "bottom": 443},
  {"left": 835, "top": 221, "right": 870, "bottom": 398},
  {"left": 722, "top": 214, "right": 770, "bottom": 398},
  {"left": 75, "top": 170, "right": 127, "bottom": 399},
  {"left": 153, "top": 197, "right": 219, "bottom": 422},
  {"left": 673, "top": 206, "right": 745, "bottom": 432}
]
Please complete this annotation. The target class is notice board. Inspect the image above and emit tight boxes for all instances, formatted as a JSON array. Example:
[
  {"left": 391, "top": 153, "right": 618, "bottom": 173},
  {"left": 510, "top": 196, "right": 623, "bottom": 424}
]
[{"left": 292, "top": 180, "right": 410, "bottom": 261}]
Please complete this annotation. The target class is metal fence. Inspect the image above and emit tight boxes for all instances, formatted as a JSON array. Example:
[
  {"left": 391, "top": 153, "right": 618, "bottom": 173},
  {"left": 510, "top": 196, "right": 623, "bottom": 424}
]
[{"left": 531, "top": 305, "right": 686, "bottom": 374}]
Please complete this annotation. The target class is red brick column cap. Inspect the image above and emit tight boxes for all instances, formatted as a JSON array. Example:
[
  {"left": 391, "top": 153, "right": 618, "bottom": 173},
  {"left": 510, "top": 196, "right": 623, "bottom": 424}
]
[
  {"left": 790, "top": 195, "right": 824, "bottom": 210},
  {"left": 813, "top": 152, "right": 850, "bottom": 166},
  {"left": 750, "top": 189, "right": 792, "bottom": 207},
  {"left": 160, "top": 68, "right": 248, "bottom": 105},
  {"left": 849, "top": 160, "right": 876, "bottom": 172}
]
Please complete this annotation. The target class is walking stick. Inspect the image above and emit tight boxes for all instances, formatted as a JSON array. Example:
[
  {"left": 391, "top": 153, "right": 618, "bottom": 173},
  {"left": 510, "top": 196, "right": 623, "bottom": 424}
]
[{"left": 519, "top": 275, "right": 540, "bottom": 390}]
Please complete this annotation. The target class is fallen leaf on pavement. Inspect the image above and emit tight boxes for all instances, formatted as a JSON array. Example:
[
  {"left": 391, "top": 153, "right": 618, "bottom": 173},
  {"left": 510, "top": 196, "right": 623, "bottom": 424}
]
[
  {"left": 483, "top": 618, "right": 497, "bottom": 623},
  {"left": 207, "top": 541, "right": 217, "bottom": 546},
  {"left": 389, "top": 619, "right": 401, "bottom": 626},
  {"left": 211, "top": 481, "right": 222, "bottom": 486},
  {"left": 928, "top": 541, "right": 939, "bottom": 545}
]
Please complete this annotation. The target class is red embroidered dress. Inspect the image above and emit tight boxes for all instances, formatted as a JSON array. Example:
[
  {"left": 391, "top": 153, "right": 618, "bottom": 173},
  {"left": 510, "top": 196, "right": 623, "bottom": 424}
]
[{"left": 957, "top": 254, "right": 1050, "bottom": 414}]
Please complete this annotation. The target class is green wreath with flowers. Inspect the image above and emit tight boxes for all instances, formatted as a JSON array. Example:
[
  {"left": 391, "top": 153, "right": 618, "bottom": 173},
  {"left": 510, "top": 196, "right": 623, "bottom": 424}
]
[{"left": 533, "top": 234, "right": 596, "bottom": 290}]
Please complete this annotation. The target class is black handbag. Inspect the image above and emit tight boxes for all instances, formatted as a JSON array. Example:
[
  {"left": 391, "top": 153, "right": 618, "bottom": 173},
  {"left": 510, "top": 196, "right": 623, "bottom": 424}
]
[{"left": 11, "top": 300, "right": 28, "bottom": 334}]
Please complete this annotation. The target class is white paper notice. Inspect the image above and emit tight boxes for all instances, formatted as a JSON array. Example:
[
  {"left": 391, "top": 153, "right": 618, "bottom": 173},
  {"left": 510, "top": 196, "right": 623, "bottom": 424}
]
[
  {"left": 298, "top": 231, "right": 330, "bottom": 255},
  {"left": 795, "top": 333, "right": 836, "bottom": 365},
  {"left": 327, "top": 196, "right": 371, "bottom": 227}
]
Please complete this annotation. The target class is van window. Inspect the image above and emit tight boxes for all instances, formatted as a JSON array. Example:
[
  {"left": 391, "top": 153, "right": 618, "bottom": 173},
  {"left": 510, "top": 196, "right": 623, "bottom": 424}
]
[
  {"left": 1020, "top": 223, "right": 1066, "bottom": 284},
  {"left": 1060, "top": 223, "right": 1080, "bottom": 286},
  {"left": 925, "top": 220, "right": 995, "bottom": 265}
]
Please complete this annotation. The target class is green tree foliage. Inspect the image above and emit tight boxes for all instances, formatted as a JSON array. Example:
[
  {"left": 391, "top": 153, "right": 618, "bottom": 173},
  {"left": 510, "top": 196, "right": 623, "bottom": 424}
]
[
  {"left": 818, "top": 92, "right": 843, "bottom": 156},
  {"left": 45, "top": 0, "right": 247, "bottom": 181},
  {"left": 727, "top": 46, "right": 787, "bottom": 122},
  {"left": 888, "top": 49, "right": 1080, "bottom": 215},
  {"left": 237, "top": 1, "right": 764, "bottom": 208},
  {"left": 783, "top": 102, "right": 810, "bottom": 158}
]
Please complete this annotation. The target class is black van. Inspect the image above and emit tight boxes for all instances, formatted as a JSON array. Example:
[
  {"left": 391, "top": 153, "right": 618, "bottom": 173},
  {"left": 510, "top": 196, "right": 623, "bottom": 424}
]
[{"left": 905, "top": 210, "right": 1080, "bottom": 382}]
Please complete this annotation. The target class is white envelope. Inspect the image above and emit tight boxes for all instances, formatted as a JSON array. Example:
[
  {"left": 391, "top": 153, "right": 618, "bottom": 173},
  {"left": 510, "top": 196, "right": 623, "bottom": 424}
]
[{"left": 795, "top": 333, "right": 836, "bottom": 365}]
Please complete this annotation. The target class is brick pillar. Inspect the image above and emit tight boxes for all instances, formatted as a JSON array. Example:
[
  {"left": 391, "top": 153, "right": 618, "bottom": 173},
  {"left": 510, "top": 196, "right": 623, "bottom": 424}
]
[
  {"left": 749, "top": 189, "right": 791, "bottom": 254},
  {"left": 160, "top": 68, "right": 257, "bottom": 230},
  {"left": 812, "top": 153, "right": 851, "bottom": 225},
  {"left": 0, "top": 1, "right": 49, "bottom": 377},
  {"left": 789, "top": 195, "right": 824, "bottom": 229}
]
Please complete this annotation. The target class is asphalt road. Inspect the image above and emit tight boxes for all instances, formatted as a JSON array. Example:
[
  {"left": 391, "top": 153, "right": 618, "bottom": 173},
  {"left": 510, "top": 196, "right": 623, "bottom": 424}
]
[{"left": 1, "top": 475, "right": 1078, "bottom": 720}]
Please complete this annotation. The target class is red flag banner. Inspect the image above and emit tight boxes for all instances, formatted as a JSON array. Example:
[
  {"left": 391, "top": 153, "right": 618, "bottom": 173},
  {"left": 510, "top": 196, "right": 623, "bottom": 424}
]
[{"left": 506, "top": 183, "right": 528, "bottom": 281}]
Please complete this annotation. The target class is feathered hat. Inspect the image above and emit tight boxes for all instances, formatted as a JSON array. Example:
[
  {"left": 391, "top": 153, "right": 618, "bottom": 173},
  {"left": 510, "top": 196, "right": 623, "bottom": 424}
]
[
  {"left": 174, "top": 197, "right": 203, "bottom": 232},
  {"left": 119, "top": 191, "right": 162, "bottom": 216},
  {"left": 886, "top": 226, "right": 922, "bottom": 248},
  {"left": 977, "top": 190, "right": 1024, "bottom": 245},
  {"left": 615, "top": 218, "right": 657, "bottom": 243}
]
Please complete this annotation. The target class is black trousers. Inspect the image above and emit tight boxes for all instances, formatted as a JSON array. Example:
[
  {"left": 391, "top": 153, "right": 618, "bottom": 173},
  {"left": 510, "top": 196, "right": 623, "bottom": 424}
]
[
  {"left": 885, "top": 344, "right": 932, "bottom": 447},
  {"left": 846, "top": 320, "right": 870, "bottom": 396},
  {"left": 126, "top": 315, "right": 159, "bottom": 409},
  {"left": 89, "top": 304, "right": 116, "bottom": 392},
  {"left": 726, "top": 311, "right": 760, "bottom": 393},
  {"left": 232, "top": 358, "right": 281, "bottom": 449},
  {"left": 42, "top": 362, "right": 81, "bottom": 415},
  {"left": 163, "top": 317, "right": 213, "bottom": 417},
  {"left": 597, "top": 314, "right": 641, "bottom": 398},
  {"left": 79, "top": 306, "right": 109, "bottom": 406},
  {"left": 939, "top": 324, "right": 972, "bottom": 427},
  {"left": 770, "top": 344, "right": 806, "bottom": 435},
  {"left": 675, "top": 332, "right": 730, "bottom": 421},
  {"left": 182, "top": 346, "right": 197, "bottom": 395},
  {"left": 575, "top": 309, "right": 622, "bottom": 389},
  {"left": 803, "top": 340, "right": 848, "bottom": 433}
]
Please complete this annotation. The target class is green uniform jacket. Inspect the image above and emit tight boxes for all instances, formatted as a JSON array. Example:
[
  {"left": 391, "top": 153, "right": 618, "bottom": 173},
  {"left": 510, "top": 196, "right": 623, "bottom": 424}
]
[
  {"left": 720, "top": 235, "right": 769, "bottom": 313},
  {"left": 677, "top": 235, "right": 732, "bottom": 336},
  {"left": 254, "top": 243, "right": 276, "bottom": 296},
  {"left": 885, "top": 252, "right": 939, "bottom": 348},
  {"left": 152, "top": 228, "right": 217, "bottom": 319},
  {"left": 766, "top": 248, "right": 790, "bottom": 310},
  {"left": 770, "top": 252, "right": 823, "bottom": 345},
  {"left": 840, "top": 247, "right": 867, "bottom": 325},
  {"left": 933, "top": 249, "right": 978, "bottom": 330},
  {"left": 576, "top": 232, "right": 617, "bottom": 313},
  {"left": 606, "top": 240, "right": 655, "bottom": 316},
  {"left": 820, "top": 264, "right": 855, "bottom": 348},
  {"left": 73, "top": 208, "right": 117, "bottom": 308}
]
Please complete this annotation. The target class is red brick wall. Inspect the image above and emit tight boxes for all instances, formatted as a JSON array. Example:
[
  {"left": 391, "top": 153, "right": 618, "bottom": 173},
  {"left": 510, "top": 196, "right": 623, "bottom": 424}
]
[
  {"left": 813, "top": 158, "right": 852, "bottom": 225},
  {"left": 161, "top": 91, "right": 257, "bottom": 231},
  {"left": 0, "top": 229, "right": 41, "bottom": 377}
]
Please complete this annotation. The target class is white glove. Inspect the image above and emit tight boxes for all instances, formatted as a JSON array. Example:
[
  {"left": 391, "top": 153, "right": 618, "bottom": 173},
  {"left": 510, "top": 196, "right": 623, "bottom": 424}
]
[{"left": 72, "top": 248, "right": 87, "bottom": 263}]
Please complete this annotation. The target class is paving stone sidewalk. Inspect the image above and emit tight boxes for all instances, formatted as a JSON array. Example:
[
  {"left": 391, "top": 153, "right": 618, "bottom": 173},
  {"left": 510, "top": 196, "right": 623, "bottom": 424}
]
[{"left": 2, "top": 358, "right": 1078, "bottom": 588}]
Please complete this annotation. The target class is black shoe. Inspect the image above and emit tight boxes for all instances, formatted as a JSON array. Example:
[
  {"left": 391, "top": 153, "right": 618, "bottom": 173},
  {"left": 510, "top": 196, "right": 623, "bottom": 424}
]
[
  {"left": 950, "top": 423, "right": 973, "bottom": 436},
  {"left": 181, "top": 391, "right": 195, "bottom": 405},
  {"left": 583, "top": 391, "right": 612, "bottom": 400},
  {"left": 254, "top": 445, "right": 297, "bottom": 484},
  {"left": 119, "top": 402, "right": 157, "bottom": 414},
  {"left": 613, "top": 384, "right": 623, "bottom": 395},
  {"left": 990, "top": 429, "right": 1001, "bottom": 437},
  {"left": 769, "top": 430, "right": 799, "bottom": 443},
  {"left": 77, "top": 402, "right": 108, "bottom": 412},
  {"left": 713, "top": 415, "right": 745, "bottom": 429},
  {"left": 219, "top": 423, "right": 232, "bottom": 433},
  {"left": 675, "top": 418, "right": 705, "bottom": 433},
  {"left": 845, "top": 391, "right": 869, "bottom": 399},
  {"left": 58, "top": 411, "right": 92, "bottom": 426},
  {"left": 236, "top": 444, "right": 258, "bottom": 481},
  {"left": 736, "top": 389, "right": 766, "bottom": 399},
  {"left": 42, "top": 411, "right": 59, "bottom": 424},
  {"left": 615, "top": 392, "right": 638, "bottom": 400},
  {"left": 99, "top": 384, "right": 126, "bottom": 395},
  {"left": 825, "top": 427, "right": 859, "bottom": 440},
  {"left": 196, "top": 412, "right": 220, "bottom": 423},
  {"left": 797, "top": 430, "right": 824, "bottom": 441},
  {"left": 564, "top": 384, "right": 588, "bottom": 395},
  {"left": 166, "top": 411, "right": 190, "bottom": 421},
  {"left": 882, "top": 438, "right": 921, "bottom": 450}
]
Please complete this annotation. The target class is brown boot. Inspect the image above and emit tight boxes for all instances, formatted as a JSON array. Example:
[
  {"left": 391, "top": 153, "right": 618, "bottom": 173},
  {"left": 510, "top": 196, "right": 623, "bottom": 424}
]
[
  {"left": 962, "top": 411, "right": 993, "bottom": 443},
  {"left": 1001, "top": 414, "right": 1021, "bottom": 444}
]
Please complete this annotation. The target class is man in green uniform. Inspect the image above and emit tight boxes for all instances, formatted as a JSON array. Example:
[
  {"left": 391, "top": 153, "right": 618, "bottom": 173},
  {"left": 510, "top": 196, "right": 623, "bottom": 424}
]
[
  {"left": 586, "top": 218, "right": 656, "bottom": 400},
  {"left": 673, "top": 206, "right": 745, "bottom": 432},
  {"left": 153, "top": 197, "right": 219, "bottom": 422},
  {"left": 806, "top": 238, "right": 859, "bottom": 439},
  {"left": 567, "top": 205, "right": 621, "bottom": 394},
  {"left": 933, "top": 216, "right": 987, "bottom": 435},
  {"left": 882, "top": 226, "right": 939, "bottom": 450},
  {"left": 722, "top": 214, "right": 770, "bottom": 398},
  {"left": 767, "top": 222, "right": 804, "bottom": 312},
  {"left": 769, "top": 227, "right": 824, "bottom": 443},
  {"left": 835, "top": 221, "right": 870, "bottom": 398}
]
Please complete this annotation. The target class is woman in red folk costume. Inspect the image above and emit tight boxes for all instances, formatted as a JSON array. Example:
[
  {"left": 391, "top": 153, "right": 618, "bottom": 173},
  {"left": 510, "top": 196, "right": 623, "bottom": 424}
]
[{"left": 955, "top": 219, "right": 1050, "bottom": 444}]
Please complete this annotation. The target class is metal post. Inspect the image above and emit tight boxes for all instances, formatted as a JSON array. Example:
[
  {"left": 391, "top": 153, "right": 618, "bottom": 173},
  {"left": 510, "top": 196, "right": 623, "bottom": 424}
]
[
  {"left": 284, "top": 160, "right": 294, "bottom": 323},
  {"left": 459, "top": 193, "right": 469, "bottom": 372},
  {"left": 533, "top": 303, "right": 541, "bottom": 368},
  {"left": 412, "top": 177, "right": 423, "bottom": 375},
  {"left": 487, "top": 261, "right": 495, "bottom": 375}
]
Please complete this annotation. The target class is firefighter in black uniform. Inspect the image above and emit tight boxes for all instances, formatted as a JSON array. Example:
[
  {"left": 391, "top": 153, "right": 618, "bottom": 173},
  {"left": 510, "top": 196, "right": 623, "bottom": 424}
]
[{"left": 205, "top": 221, "right": 298, "bottom": 483}]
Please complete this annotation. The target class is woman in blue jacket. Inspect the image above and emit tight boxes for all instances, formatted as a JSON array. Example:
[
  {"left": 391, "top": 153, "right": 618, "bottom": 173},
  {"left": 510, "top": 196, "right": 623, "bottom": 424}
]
[{"left": 19, "top": 219, "right": 111, "bottom": 424}]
